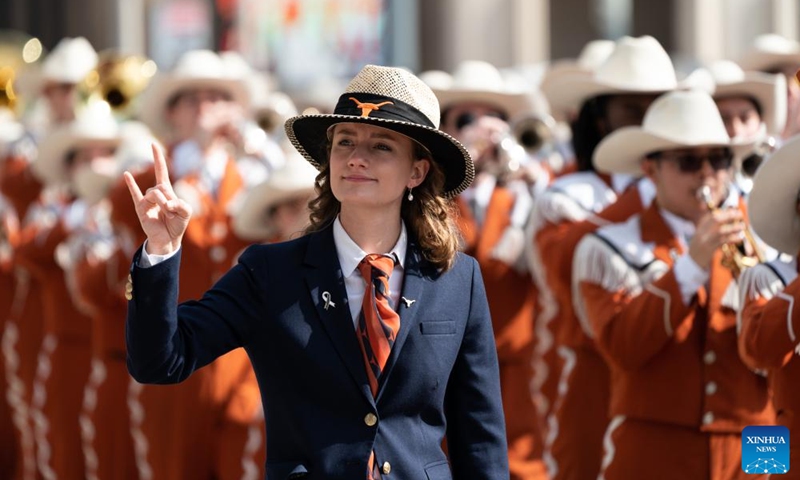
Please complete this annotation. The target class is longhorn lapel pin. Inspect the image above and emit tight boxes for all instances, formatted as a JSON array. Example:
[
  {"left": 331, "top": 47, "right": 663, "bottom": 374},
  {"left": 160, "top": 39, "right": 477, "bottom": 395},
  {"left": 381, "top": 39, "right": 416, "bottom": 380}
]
[
  {"left": 401, "top": 297, "right": 416, "bottom": 308},
  {"left": 322, "top": 291, "right": 336, "bottom": 310}
]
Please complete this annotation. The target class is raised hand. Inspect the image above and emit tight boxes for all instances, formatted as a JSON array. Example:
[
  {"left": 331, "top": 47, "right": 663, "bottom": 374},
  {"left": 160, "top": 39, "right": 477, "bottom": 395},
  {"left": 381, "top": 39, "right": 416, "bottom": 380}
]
[{"left": 123, "top": 144, "right": 192, "bottom": 256}]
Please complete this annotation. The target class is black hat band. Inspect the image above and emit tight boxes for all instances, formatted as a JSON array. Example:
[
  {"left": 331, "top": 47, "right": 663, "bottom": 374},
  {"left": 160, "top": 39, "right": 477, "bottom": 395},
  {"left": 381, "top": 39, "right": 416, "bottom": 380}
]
[{"left": 332, "top": 93, "right": 435, "bottom": 128}]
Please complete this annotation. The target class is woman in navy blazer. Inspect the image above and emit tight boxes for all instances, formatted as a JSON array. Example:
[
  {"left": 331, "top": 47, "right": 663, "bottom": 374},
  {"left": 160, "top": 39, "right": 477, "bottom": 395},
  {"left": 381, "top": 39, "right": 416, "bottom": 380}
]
[{"left": 123, "top": 65, "right": 509, "bottom": 479}]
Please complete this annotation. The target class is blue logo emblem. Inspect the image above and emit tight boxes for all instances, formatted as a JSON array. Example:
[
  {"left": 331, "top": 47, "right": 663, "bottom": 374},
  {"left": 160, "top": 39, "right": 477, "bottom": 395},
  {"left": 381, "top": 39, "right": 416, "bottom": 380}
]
[{"left": 742, "top": 425, "right": 790, "bottom": 475}]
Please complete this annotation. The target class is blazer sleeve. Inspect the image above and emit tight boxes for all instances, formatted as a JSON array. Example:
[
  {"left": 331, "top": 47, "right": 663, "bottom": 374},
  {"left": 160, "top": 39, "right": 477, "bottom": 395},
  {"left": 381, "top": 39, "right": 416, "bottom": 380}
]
[
  {"left": 444, "top": 256, "right": 510, "bottom": 480},
  {"left": 573, "top": 235, "right": 693, "bottom": 371},
  {"left": 738, "top": 265, "right": 800, "bottom": 370},
  {"left": 126, "top": 244, "right": 265, "bottom": 384}
]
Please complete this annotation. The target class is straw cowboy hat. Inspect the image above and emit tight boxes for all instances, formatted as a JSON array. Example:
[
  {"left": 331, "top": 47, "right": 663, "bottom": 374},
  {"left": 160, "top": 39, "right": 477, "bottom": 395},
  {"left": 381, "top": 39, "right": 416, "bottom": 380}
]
[
  {"left": 233, "top": 151, "right": 318, "bottom": 241},
  {"left": 748, "top": 135, "right": 800, "bottom": 255},
  {"left": 32, "top": 101, "right": 122, "bottom": 186},
  {"left": 544, "top": 36, "right": 677, "bottom": 118},
  {"left": 431, "top": 60, "right": 532, "bottom": 120},
  {"left": 594, "top": 89, "right": 733, "bottom": 176},
  {"left": 738, "top": 33, "right": 800, "bottom": 73},
  {"left": 285, "top": 64, "right": 474, "bottom": 198},
  {"left": 139, "top": 49, "right": 250, "bottom": 134}
]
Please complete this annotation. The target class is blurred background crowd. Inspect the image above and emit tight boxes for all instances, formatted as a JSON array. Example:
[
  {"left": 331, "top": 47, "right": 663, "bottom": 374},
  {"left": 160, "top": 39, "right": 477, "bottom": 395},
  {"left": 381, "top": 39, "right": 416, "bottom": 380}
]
[{"left": 1, "top": 0, "right": 800, "bottom": 479}]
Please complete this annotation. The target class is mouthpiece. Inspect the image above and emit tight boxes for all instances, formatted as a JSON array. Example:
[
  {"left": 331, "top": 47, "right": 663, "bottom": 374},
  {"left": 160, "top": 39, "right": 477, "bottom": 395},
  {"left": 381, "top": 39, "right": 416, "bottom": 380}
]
[{"left": 699, "top": 185, "right": 714, "bottom": 209}]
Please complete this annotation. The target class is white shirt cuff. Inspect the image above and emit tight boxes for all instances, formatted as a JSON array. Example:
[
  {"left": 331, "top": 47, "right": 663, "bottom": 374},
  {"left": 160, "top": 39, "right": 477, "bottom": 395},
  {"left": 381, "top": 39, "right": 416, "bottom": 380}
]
[
  {"left": 673, "top": 253, "right": 709, "bottom": 305},
  {"left": 138, "top": 240, "right": 180, "bottom": 268}
]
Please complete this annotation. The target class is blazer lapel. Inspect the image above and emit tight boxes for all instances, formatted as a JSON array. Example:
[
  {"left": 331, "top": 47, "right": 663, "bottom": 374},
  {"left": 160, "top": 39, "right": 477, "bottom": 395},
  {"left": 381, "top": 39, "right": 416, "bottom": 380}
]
[
  {"left": 303, "top": 227, "right": 373, "bottom": 404},
  {"left": 376, "top": 242, "right": 429, "bottom": 402}
]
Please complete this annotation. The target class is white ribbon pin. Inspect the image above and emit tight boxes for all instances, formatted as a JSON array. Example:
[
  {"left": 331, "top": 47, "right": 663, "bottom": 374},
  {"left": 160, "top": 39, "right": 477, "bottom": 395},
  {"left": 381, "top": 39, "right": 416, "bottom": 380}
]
[{"left": 322, "top": 291, "right": 336, "bottom": 310}]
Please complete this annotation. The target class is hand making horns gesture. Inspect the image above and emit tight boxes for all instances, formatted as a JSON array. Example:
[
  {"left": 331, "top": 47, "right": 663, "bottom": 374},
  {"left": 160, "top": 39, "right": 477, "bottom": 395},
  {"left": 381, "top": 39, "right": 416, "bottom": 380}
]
[{"left": 124, "top": 144, "right": 193, "bottom": 256}]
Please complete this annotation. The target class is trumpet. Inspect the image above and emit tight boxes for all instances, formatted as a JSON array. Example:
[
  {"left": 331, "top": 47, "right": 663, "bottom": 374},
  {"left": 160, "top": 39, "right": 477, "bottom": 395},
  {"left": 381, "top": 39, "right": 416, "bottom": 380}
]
[
  {"left": 699, "top": 185, "right": 765, "bottom": 277},
  {"left": 510, "top": 114, "right": 556, "bottom": 153},
  {"left": 81, "top": 50, "right": 157, "bottom": 116}
]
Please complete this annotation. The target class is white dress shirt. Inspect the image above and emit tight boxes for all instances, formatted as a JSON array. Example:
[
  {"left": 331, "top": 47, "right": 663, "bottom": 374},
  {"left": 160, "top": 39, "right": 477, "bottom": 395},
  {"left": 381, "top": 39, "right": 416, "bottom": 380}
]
[
  {"left": 140, "top": 215, "right": 407, "bottom": 328},
  {"left": 659, "top": 208, "right": 708, "bottom": 305},
  {"left": 332, "top": 216, "right": 406, "bottom": 327}
]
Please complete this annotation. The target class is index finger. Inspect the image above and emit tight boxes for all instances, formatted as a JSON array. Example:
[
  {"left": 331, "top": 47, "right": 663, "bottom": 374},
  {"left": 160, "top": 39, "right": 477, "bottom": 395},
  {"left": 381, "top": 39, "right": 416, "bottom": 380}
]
[{"left": 152, "top": 143, "right": 172, "bottom": 189}]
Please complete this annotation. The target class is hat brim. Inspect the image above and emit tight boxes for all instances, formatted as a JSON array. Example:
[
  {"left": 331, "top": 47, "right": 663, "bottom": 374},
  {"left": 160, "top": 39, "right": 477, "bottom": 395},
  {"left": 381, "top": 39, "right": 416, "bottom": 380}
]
[
  {"left": 594, "top": 127, "right": 736, "bottom": 176},
  {"left": 285, "top": 114, "right": 474, "bottom": 198},
  {"left": 139, "top": 76, "right": 250, "bottom": 136},
  {"left": 33, "top": 132, "right": 121, "bottom": 185},
  {"left": 233, "top": 183, "right": 316, "bottom": 241},
  {"left": 714, "top": 74, "right": 787, "bottom": 136},
  {"left": 738, "top": 52, "right": 800, "bottom": 73},
  {"left": 748, "top": 135, "right": 800, "bottom": 255},
  {"left": 434, "top": 89, "right": 532, "bottom": 120},
  {"left": 545, "top": 73, "right": 673, "bottom": 120}
]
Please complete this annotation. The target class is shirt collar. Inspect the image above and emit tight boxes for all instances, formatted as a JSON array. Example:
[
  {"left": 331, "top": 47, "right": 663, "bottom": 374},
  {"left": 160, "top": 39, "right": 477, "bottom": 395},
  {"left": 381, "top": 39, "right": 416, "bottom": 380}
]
[
  {"left": 333, "top": 216, "right": 407, "bottom": 276},
  {"left": 659, "top": 207, "right": 696, "bottom": 244}
]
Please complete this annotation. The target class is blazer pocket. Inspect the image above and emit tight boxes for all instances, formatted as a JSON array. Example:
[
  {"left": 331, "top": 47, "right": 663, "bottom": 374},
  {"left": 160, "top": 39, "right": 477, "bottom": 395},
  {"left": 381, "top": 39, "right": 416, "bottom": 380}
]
[
  {"left": 420, "top": 321, "right": 456, "bottom": 335},
  {"left": 266, "top": 461, "right": 309, "bottom": 479},
  {"left": 425, "top": 460, "right": 453, "bottom": 480}
]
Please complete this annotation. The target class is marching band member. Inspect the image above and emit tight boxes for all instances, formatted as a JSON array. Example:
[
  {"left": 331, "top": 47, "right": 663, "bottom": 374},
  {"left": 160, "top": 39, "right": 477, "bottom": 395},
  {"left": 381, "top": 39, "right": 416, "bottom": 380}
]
[
  {"left": 738, "top": 34, "right": 800, "bottom": 141},
  {"left": 124, "top": 49, "right": 279, "bottom": 480},
  {"left": 436, "top": 59, "right": 547, "bottom": 480},
  {"left": 20, "top": 102, "right": 121, "bottom": 480},
  {"left": 0, "top": 106, "right": 24, "bottom": 479},
  {"left": 62, "top": 124, "right": 156, "bottom": 480},
  {"left": 530, "top": 35, "right": 671, "bottom": 480},
  {"left": 738, "top": 135, "right": 800, "bottom": 478},
  {"left": 573, "top": 90, "right": 772, "bottom": 480},
  {"left": 123, "top": 64, "right": 508, "bottom": 479},
  {"left": 700, "top": 60, "right": 786, "bottom": 193}
]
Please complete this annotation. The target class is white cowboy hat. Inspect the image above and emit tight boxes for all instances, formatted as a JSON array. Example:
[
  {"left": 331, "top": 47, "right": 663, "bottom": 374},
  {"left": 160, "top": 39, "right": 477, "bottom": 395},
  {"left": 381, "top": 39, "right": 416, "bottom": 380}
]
[
  {"left": 40, "top": 37, "right": 97, "bottom": 86},
  {"left": 738, "top": 34, "right": 800, "bottom": 73},
  {"left": 748, "top": 135, "right": 800, "bottom": 255},
  {"left": 544, "top": 36, "right": 677, "bottom": 119},
  {"left": 73, "top": 120, "right": 161, "bottom": 205},
  {"left": 417, "top": 69, "right": 453, "bottom": 92},
  {"left": 138, "top": 49, "right": 250, "bottom": 135},
  {"left": 594, "top": 89, "right": 733, "bottom": 176},
  {"left": 32, "top": 101, "right": 121, "bottom": 186},
  {"left": 232, "top": 152, "right": 318, "bottom": 241},
  {"left": 706, "top": 60, "right": 788, "bottom": 136},
  {"left": 432, "top": 60, "right": 532, "bottom": 120},
  {"left": 285, "top": 64, "right": 474, "bottom": 198},
  {"left": 540, "top": 39, "right": 616, "bottom": 102},
  {"left": 18, "top": 37, "right": 96, "bottom": 98}
]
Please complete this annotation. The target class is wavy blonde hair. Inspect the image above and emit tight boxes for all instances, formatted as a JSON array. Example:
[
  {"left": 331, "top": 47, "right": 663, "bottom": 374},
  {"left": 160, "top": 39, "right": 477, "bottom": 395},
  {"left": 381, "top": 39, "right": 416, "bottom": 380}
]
[{"left": 304, "top": 140, "right": 463, "bottom": 272}]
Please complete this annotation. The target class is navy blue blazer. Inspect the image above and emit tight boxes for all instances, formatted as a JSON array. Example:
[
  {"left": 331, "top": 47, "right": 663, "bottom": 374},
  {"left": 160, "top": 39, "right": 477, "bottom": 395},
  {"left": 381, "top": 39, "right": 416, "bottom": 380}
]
[{"left": 126, "top": 225, "right": 509, "bottom": 479}]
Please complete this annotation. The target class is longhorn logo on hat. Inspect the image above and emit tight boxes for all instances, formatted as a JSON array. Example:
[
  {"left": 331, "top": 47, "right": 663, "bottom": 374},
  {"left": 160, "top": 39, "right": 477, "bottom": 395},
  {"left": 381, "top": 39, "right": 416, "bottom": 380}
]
[{"left": 349, "top": 97, "right": 393, "bottom": 117}]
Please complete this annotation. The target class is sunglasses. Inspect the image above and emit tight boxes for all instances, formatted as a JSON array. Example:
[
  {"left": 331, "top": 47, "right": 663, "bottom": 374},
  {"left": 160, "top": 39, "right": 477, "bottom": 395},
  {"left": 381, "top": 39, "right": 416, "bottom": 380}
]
[
  {"left": 454, "top": 111, "right": 507, "bottom": 131},
  {"left": 647, "top": 150, "right": 734, "bottom": 173}
]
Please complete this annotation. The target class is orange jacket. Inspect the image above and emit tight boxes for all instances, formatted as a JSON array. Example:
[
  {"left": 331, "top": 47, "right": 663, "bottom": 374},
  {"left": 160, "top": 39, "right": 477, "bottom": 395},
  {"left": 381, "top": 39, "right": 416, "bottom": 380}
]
[
  {"left": 738, "top": 257, "right": 800, "bottom": 432},
  {"left": 574, "top": 202, "right": 773, "bottom": 432}
]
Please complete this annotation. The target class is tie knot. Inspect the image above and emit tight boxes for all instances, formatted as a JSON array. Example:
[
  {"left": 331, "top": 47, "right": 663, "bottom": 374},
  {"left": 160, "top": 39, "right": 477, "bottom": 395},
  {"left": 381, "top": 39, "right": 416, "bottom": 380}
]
[{"left": 358, "top": 253, "right": 397, "bottom": 282}]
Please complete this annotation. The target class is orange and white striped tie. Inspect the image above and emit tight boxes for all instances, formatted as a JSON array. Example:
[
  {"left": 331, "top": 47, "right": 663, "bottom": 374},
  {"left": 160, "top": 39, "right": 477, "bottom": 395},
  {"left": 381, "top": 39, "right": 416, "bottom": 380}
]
[{"left": 356, "top": 253, "right": 400, "bottom": 479}]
